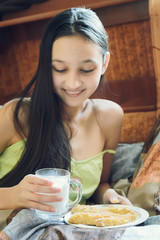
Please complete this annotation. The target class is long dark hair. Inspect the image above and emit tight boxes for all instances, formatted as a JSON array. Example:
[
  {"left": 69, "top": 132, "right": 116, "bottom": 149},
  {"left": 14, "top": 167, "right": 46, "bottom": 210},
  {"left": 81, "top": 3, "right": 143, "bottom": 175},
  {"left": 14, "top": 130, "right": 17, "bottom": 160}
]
[{"left": 0, "top": 7, "right": 109, "bottom": 187}]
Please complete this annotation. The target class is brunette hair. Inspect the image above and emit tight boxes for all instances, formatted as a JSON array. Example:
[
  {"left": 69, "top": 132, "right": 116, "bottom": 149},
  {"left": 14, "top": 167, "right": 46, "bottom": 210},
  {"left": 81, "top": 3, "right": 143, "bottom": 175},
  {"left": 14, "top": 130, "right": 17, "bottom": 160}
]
[{"left": 0, "top": 7, "right": 108, "bottom": 187}]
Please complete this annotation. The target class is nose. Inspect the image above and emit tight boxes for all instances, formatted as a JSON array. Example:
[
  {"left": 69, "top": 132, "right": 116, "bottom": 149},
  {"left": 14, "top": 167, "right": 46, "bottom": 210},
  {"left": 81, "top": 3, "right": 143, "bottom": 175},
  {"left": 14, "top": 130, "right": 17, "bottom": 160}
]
[{"left": 65, "top": 71, "right": 82, "bottom": 89}]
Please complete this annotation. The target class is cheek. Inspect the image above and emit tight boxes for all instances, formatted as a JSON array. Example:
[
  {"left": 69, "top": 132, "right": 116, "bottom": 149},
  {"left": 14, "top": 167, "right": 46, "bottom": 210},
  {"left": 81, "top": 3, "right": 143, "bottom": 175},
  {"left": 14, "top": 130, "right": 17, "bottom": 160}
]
[
  {"left": 92, "top": 70, "right": 102, "bottom": 85},
  {"left": 86, "top": 74, "right": 101, "bottom": 91},
  {"left": 52, "top": 73, "right": 60, "bottom": 89}
]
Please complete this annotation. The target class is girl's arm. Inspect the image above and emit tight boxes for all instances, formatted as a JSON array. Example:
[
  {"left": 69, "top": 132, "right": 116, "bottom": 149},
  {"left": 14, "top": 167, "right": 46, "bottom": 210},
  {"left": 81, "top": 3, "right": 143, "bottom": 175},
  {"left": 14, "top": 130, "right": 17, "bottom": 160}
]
[
  {"left": 0, "top": 101, "right": 62, "bottom": 211},
  {"left": 0, "top": 175, "right": 62, "bottom": 211}
]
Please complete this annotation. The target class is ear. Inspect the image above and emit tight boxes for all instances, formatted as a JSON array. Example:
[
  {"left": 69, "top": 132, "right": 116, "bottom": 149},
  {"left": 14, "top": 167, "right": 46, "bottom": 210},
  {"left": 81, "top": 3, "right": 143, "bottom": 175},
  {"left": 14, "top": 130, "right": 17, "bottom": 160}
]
[{"left": 101, "top": 52, "right": 110, "bottom": 75}]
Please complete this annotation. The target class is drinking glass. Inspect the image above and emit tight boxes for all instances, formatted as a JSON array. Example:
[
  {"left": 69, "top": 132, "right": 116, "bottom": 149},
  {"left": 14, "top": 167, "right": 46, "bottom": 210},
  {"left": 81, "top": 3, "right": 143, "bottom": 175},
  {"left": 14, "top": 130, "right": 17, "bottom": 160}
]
[{"left": 35, "top": 168, "right": 82, "bottom": 218}]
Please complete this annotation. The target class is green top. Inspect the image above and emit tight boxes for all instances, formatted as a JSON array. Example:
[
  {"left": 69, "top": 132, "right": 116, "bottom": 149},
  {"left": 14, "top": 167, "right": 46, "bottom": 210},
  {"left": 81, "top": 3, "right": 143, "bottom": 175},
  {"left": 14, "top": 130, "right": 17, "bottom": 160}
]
[
  {"left": 71, "top": 149, "right": 115, "bottom": 204},
  {"left": 0, "top": 140, "right": 115, "bottom": 203},
  {"left": 0, "top": 140, "right": 26, "bottom": 179}
]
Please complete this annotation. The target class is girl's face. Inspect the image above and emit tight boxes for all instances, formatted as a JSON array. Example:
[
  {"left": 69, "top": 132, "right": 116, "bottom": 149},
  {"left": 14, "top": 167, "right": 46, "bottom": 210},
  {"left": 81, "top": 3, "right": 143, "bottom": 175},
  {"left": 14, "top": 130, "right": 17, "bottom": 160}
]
[{"left": 51, "top": 35, "right": 109, "bottom": 107}]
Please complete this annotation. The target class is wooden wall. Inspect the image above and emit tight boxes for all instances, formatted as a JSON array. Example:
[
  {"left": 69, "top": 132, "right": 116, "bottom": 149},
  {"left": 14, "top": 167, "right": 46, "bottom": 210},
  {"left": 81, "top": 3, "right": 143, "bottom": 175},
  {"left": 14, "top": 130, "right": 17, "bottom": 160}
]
[{"left": 92, "top": 19, "right": 156, "bottom": 114}]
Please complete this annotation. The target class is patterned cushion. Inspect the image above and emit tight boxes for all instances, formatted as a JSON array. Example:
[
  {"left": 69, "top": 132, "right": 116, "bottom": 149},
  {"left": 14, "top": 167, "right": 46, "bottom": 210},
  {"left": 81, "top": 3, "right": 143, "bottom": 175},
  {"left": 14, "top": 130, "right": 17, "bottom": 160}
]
[
  {"left": 133, "top": 114, "right": 160, "bottom": 179},
  {"left": 127, "top": 114, "right": 160, "bottom": 216}
]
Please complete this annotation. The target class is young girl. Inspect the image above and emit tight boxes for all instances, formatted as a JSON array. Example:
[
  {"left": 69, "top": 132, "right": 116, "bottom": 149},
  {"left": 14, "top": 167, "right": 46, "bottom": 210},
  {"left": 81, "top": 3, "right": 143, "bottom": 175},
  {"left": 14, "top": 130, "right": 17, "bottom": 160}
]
[{"left": 0, "top": 7, "right": 131, "bottom": 229}]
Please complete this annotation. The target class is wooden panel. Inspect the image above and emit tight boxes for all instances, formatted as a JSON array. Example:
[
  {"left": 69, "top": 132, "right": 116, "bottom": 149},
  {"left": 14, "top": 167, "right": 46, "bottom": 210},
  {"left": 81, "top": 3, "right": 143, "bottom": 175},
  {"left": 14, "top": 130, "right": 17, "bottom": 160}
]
[
  {"left": 120, "top": 111, "right": 157, "bottom": 143},
  {"left": 0, "top": 19, "right": 156, "bottom": 113},
  {"left": 92, "top": 20, "right": 156, "bottom": 112},
  {"left": 0, "top": 22, "right": 43, "bottom": 103},
  {"left": 0, "top": 0, "right": 144, "bottom": 28},
  {"left": 96, "top": 0, "right": 149, "bottom": 27}
]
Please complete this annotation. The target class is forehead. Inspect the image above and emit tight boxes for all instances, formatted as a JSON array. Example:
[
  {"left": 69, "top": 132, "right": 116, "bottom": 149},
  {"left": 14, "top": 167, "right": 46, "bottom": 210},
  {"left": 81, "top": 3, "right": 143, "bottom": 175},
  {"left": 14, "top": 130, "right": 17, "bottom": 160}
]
[{"left": 52, "top": 35, "right": 102, "bottom": 61}]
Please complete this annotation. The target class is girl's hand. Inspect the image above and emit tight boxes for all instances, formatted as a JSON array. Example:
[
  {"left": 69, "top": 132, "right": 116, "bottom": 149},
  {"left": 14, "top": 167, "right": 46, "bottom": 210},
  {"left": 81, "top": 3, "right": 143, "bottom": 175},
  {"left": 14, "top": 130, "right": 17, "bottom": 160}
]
[
  {"left": 9, "top": 174, "right": 62, "bottom": 212},
  {"left": 103, "top": 188, "right": 132, "bottom": 206}
]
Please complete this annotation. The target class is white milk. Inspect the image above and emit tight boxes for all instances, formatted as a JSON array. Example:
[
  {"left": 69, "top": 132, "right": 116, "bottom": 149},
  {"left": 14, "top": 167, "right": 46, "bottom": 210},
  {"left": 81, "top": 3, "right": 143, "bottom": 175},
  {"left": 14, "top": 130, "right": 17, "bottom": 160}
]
[
  {"left": 36, "top": 176, "right": 69, "bottom": 217},
  {"left": 46, "top": 176, "right": 69, "bottom": 212},
  {"left": 35, "top": 168, "right": 82, "bottom": 218}
]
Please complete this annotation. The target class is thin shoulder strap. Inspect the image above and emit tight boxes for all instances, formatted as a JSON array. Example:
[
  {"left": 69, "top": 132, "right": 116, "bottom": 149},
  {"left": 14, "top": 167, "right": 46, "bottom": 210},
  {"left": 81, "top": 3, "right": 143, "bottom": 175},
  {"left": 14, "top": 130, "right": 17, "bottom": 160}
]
[{"left": 102, "top": 149, "right": 116, "bottom": 155}]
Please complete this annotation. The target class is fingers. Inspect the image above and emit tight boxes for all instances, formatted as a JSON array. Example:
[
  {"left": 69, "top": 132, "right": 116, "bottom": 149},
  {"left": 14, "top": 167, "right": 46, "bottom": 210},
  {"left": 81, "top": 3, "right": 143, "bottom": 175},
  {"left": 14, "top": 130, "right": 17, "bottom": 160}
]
[
  {"left": 104, "top": 189, "right": 120, "bottom": 203},
  {"left": 104, "top": 189, "right": 132, "bottom": 206},
  {"left": 16, "top": 185, "right": 63, "bottom": 211},
  {"left": 28, "top": 201, "right": 57, "bottom": 212},
  {"left": 27, "top": 191, "right": 63, "bottom": 204},
  {"left": 23, "top": 174, "right": 62, "bottom": 193},
  {"left": 22, "top": 191, "right": 63, "bottom": 211},
  {"left": 29, "top": 183, "right": 61, "bottom": 194},
  {"left": 24, "top": 174, "right": 54, "bottom": 186},
  {"left": 117, "top": 196, "right": 132, "bottom": 206},
  {"left": 15, "top": 174, "right": 63, "bottom": 211}
]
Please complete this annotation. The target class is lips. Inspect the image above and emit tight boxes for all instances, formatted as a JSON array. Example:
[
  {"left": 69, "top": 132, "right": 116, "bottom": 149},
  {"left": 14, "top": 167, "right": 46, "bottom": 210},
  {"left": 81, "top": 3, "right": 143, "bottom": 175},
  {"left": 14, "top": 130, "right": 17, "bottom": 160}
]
[{"left": 64, "top": 89, "right": 84, "bottom": 97}]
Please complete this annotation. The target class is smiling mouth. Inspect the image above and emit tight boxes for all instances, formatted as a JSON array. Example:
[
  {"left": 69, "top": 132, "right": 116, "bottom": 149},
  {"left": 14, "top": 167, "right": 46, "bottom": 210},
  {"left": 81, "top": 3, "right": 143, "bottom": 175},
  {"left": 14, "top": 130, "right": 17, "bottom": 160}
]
[{"left": 64, "top": 90, "right": 84, "bottom": 97}]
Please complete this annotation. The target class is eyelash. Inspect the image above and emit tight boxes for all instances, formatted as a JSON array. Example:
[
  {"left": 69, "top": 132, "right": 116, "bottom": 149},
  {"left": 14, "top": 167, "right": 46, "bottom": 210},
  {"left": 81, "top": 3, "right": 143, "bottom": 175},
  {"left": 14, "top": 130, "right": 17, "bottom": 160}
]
[
  {"left": 53, "top": 68, "right": 66, "bottom": 73},
  {"left": 52, "top": 67, "right": 95, "bottom": 74},
  {"left": 80, "top": 69, "right": 94, "bottom": 73}
]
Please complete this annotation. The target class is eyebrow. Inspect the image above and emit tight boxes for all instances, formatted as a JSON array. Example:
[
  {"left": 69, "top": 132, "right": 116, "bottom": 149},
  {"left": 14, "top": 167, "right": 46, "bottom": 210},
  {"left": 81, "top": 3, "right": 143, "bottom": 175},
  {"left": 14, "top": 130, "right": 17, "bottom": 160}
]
[
  {"left": 52, "top": 59, "right": 64, "bottom": 63},
  {"left": 52, "top": 59, "right": 97, "bottom": 63}
]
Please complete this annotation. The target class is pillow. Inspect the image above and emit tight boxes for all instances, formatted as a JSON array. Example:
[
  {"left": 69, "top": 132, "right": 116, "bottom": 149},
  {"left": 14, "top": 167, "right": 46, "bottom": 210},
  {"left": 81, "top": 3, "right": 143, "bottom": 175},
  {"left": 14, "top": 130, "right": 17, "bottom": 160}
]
[
  {"left": 109, "top": 142, "right": 144, "bottom": 183},
  {"left": 127, "top": 114, "right": 160, "bottom": 216},
  {"left": 133, "top": 114, "right": 160, "bottom": 179}
]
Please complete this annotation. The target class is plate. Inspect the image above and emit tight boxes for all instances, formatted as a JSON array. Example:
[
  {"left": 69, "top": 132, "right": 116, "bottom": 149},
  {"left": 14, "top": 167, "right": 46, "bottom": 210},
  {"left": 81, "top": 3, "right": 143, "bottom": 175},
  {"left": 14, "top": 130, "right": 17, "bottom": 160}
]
[{"left": 64, "top": 204, "right": 149, "bottom": 229}]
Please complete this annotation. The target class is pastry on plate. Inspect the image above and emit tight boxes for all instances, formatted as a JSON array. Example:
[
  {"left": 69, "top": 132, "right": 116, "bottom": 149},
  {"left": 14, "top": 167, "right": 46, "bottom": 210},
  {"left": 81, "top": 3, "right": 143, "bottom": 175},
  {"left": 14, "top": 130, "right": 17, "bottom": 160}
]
[{"left": 69, "top": 204, "right": 138, "bottom": 226}]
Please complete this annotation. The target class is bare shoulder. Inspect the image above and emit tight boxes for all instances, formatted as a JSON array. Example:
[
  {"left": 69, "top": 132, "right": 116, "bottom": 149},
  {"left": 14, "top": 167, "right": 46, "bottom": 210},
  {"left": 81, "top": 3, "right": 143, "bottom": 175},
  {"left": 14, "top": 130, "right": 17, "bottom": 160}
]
[
  {"left": 0, "top": 98, "right": 29, "bottom": 153},
  {"left": 0, "top": 99, "right": 18, "bottom": 152},
  {"left": 92, "top": 99, "right": 124, "bottom": 122},
  {"left": 91, "top": 99, "right": 124, "bottom": 141},
  {"left": 0, "top": 98, "right": 19, "bottom": 122}
]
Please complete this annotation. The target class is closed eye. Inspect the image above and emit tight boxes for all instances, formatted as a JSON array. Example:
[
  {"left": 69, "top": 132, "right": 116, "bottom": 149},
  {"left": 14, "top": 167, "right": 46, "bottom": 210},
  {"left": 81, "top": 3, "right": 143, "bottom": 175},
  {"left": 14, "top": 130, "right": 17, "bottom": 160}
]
[
  {"left": 80, "top": 69, "right": 95, "bottom": 73},
  {"left": 52, "top": 67, "right": 67, "bottom": 73}
]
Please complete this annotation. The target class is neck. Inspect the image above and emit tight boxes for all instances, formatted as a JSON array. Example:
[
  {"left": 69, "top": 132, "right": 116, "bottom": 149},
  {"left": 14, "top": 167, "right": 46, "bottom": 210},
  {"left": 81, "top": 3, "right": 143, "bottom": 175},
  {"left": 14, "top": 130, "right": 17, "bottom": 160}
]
[{"left": 62, "top": 99, "right": 89, "bottom": 122}]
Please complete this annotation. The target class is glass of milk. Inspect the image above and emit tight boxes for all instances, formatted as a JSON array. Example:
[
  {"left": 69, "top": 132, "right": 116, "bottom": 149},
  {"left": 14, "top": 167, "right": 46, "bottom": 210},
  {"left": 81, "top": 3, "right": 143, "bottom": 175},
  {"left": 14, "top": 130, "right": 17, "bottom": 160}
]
[{"left": 35, "top": 168, "right": 82, "bottom": 218}]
